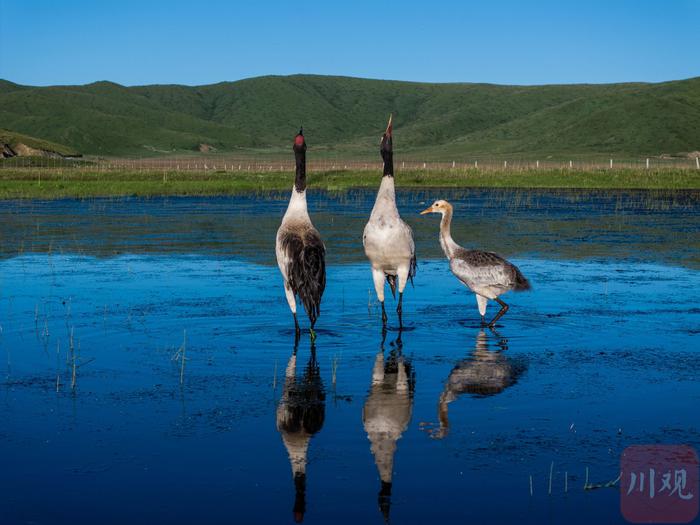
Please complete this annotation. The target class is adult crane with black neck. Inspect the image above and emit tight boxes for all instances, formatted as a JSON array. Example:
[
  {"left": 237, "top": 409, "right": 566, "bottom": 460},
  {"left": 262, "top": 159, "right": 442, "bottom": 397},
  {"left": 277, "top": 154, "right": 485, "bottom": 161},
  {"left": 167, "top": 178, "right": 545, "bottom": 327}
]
[
  {"left": 276, "top": 128, "right": 326, "bottom": 340},
  {"left": 363, "top": 115, "right": 417, "bottom": 328}
]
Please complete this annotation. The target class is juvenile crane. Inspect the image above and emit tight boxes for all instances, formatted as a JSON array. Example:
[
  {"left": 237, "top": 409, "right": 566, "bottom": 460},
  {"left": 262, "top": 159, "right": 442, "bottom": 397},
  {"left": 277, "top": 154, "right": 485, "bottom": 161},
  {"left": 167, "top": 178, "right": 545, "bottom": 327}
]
[
  {"left": 363, "top": 115, "right": 416, "bottom": 327},
  {"left": 276, "top": 129, "right": 326, "bottom": 339},
  {"left": 420, "top": 200, "right": 530, "bottom": 327}
]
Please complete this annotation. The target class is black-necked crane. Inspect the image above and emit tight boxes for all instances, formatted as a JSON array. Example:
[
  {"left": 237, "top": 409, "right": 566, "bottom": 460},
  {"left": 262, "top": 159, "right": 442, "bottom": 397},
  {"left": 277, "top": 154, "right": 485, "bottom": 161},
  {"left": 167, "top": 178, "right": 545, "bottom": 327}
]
[
  {"left": 362, "top": 330, "right": 414, "bottom": 523},
  {"left": 363, "top": 115, "right": 416, "bottom": 328},
  {"left": 276, "top": 129, "right": 326, "bottom": 340},
  {"left": 420, "top": 200, "right": 530, "bottom": 327},
  {"left": 276, "top": 344, "right": 326, "bottom": 523}
]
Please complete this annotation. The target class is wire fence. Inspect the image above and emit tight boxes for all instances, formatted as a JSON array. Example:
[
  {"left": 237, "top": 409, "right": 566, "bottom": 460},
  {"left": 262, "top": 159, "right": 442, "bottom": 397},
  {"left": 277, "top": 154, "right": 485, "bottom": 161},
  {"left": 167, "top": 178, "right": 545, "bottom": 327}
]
[{"left": 1, "top": 155, "right": 699, "bottom": 172}]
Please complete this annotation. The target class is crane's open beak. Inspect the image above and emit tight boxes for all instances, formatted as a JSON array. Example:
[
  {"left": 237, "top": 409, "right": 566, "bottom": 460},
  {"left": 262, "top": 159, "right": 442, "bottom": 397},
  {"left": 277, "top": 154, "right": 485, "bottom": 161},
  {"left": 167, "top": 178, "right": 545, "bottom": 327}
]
[{"left": 420, "top": 206, "right": 433, "bottom": 215}]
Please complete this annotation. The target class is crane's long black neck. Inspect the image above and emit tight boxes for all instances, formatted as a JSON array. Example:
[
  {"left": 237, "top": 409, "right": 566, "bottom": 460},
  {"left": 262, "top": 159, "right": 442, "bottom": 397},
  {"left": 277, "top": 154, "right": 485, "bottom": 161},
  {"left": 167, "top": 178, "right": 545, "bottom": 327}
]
[
  {"left": 294, "top": 148, "right": 306, "bottom": 192},
  {"left": 293, "top": 472, "right": 306, "bottom": 521},
  {"left": 380, "top": 134, "right": 393, "bottom": 178}
]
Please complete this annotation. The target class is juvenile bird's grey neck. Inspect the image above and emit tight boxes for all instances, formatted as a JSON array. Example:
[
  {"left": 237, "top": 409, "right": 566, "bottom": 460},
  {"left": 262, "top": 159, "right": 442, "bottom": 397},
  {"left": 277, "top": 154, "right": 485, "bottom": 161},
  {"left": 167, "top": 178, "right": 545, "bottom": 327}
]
[
  {"left": 439, "top": 209, "right": 460, "bottom": 258},
  {"left": 294, "top": 150, "right": 306, "bottom": 192}
]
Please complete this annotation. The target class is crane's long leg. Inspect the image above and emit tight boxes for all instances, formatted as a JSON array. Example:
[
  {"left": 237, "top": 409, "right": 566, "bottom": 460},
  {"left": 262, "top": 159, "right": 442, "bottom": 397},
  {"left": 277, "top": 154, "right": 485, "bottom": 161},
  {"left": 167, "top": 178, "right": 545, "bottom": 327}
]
[
  {"left": 371, "top": 268, "right": 387, "bottom": 327},
  {"left": 396, "top": 266, "right": 409, "bottom": 328},
  {"left": 488, "top": 297, "right": 509, "bottom": 328},
  {"left": 293, "top": 313, "right": 301, "bottom": 340},
  {"left": 476, "top": 295, "right": 488, "bottom": 326},
  {"left": 284, "top": 283, "right": 300, "bottom": 337},
  {"left": 396, "top": 293, "right": 404, "bottom": 328}
]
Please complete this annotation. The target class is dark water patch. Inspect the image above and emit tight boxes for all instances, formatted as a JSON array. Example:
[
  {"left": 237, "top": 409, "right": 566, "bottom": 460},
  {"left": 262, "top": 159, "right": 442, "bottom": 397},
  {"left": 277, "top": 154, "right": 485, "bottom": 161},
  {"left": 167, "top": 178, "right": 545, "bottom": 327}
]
[{"left": 1, "top": 189, "right": 699, "bottom": 269}]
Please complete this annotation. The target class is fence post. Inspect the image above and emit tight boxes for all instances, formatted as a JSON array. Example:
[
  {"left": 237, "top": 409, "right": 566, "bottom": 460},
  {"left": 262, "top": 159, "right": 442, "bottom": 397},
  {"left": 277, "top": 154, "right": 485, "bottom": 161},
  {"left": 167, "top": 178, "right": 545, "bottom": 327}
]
[
  {"left": 536, "top": 160, "right": 539, "bottom": 169},
  {"left": 504, "top": 160, "right": 507, "bottom": 169},
  {"left": 610, "top": 159, "right": 613, "bottom": 169},
  {"left": 569, "top": 160, "right": 572, "bottom": 168},
  {"left": 646, "top": 158, "right": 649, "bottom": 169},
  {"left": 474, "top": 160, "right": 478, "bottom": 169},
  {"left": 696, "top": 157, "right": 699, "bottom": 170}
]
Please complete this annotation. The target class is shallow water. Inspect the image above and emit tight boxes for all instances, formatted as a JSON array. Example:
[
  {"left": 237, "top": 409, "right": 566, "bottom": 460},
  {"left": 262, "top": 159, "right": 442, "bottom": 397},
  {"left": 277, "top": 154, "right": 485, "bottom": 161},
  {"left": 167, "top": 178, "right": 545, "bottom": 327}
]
[{"left": 1, "top": 190, "right": 699, "bottom": 524}]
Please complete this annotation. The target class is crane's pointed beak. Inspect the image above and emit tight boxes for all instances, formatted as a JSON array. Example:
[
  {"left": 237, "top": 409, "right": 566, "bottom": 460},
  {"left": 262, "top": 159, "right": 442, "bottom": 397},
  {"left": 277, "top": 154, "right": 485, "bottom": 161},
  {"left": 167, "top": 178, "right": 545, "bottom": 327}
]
[
  {"left": 420, "top": 207, "right": 433, "bottom": 215},
  {"left": 385, "top": 114, "right": 393, "bottom": 137}
]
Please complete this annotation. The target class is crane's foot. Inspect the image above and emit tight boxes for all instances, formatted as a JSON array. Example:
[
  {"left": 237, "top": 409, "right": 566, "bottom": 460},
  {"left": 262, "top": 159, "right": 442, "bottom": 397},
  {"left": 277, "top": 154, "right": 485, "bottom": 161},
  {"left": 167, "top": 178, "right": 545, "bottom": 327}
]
[
  {"left": 381, "top": 301, "right": 388, "bottom": 326},
  {"left": 488, "top": 298, "right": 509, "bottom": 328}
]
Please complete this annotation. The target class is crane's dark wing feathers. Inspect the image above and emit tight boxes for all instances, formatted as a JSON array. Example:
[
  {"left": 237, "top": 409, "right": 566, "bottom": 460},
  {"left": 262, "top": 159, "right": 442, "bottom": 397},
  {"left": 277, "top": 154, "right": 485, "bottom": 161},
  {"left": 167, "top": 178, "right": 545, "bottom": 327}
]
[
  {"left": 454, "top": 248, "right": 530, "bottom": 291},
  {"left": 280, "top": 229, "right": 326, "bottom": 326}
]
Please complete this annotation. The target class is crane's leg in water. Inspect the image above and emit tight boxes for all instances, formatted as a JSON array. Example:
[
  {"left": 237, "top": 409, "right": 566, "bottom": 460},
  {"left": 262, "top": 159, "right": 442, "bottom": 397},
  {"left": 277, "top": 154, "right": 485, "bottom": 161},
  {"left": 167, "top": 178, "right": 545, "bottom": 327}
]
[
  {"left": 488, "top": 297, "right": 509, "bottom": 328},
  {"left": 396, "top": 293, "right": 404, "bottom": 328},
  {"left": 372, "top": 268, "right": 387, "bottom": 327},
  {"left": 396, "top": 265, "right": 409, "bottom": 328},
  {"left": 476, "top": 295, "right": 489, "bottom": 327}
]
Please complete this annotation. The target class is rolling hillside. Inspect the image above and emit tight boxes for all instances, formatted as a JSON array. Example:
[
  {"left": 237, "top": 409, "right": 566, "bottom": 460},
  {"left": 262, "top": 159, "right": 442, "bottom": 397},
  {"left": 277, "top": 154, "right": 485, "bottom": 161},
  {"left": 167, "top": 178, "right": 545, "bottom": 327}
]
[
  {"left": 0, "top": 128, "right": 80, "bottom": 157},
  {"left": 0, "top": 75, "right": 698, "bottom": 158}
]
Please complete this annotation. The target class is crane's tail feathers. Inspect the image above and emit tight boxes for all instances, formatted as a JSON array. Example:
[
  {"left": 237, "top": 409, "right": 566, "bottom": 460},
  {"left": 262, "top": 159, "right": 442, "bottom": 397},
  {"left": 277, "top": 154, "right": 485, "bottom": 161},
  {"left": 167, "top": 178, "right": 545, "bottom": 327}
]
[
  {"left": 513, "top": 267, "right": 531, "bottom": 291},
  {"left": 408, "top": 254, "right": 417, "bottom": 286},
  {"left": 386, "top": 274, "right": 397, "bottom": 299},
  {"left": 284, "top": 235, "right": 326, "bottom": 326}
]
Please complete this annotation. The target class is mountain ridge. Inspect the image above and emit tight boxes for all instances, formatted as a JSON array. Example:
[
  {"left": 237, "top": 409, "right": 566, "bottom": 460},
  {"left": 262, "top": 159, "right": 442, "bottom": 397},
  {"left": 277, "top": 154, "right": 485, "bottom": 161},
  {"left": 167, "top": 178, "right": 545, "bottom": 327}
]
[{"left": 1, "top": 74, "right": 698, "bottom": 157}]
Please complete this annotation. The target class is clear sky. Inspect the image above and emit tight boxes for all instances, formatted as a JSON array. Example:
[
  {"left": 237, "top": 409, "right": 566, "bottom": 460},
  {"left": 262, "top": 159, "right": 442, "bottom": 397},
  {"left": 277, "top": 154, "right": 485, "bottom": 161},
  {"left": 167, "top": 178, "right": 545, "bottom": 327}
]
[{"left": 1, "top": 0, "right": 698, "bottom": 87}]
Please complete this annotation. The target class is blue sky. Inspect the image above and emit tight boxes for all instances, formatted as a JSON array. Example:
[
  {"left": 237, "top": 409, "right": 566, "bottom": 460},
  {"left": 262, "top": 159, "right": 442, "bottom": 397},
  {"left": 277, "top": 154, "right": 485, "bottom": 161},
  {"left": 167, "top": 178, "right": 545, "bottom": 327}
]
[{"left": 1, "top": 0, "right": 698, "bottom": 86}]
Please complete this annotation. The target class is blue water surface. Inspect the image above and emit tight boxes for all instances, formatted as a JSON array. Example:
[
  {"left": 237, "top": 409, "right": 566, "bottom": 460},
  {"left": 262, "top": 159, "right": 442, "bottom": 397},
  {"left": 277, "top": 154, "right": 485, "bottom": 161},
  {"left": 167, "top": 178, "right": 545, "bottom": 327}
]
[{"left": 1, "top": 190, "right": 699, "bottom": 524}]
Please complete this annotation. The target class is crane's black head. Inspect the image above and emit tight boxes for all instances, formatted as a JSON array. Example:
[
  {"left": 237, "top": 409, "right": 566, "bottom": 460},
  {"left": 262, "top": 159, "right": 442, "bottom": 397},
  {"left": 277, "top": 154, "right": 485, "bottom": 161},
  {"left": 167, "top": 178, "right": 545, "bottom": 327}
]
[
  {"left": 293, "top": 127, "right": 307, "bottom": 192},
  {"left": 380, "top": 115, "right": 393, "bottom": 177},
  {"left": 293, "top": 127, "right": 306, "bottom": 154}
]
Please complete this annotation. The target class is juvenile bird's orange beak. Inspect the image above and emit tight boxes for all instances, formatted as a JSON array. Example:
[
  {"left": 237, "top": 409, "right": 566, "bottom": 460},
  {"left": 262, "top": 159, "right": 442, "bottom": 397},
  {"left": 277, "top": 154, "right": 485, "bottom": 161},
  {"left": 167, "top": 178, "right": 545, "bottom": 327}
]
[{"left": 420, "top": 207, "right": 433, "bottom": 215}]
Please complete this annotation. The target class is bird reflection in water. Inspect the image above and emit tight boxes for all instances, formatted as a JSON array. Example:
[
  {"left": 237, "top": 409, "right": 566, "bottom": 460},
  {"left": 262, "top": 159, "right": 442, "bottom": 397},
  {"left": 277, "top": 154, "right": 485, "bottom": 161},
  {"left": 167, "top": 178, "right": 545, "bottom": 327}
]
[
  {"left": 425, "top": 329, "right": 526, "bottom": 439},
  {"left": 363, "top": 328, "right": 415, "bottom": 523},
  {"left": 276, "top": 342, "right": 326, "bottom": 523}
]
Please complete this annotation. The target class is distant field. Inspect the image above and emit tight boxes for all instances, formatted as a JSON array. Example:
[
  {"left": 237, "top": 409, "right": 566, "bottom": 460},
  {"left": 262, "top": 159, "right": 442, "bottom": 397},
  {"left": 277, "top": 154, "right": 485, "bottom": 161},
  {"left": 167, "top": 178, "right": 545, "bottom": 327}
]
[{"left": 0, "top": 167, "right": 698, "bottom": 199}]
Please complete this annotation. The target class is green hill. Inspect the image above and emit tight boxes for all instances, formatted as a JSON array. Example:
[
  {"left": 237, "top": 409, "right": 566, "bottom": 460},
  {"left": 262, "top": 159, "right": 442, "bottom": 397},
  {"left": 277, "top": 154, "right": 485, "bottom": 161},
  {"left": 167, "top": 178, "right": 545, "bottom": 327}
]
[
  {"left": 0, "top": 75, "right": 698, "bottom": 158},
  {"left": 0, "top": 128, "right": 79, "bottom": 157}
]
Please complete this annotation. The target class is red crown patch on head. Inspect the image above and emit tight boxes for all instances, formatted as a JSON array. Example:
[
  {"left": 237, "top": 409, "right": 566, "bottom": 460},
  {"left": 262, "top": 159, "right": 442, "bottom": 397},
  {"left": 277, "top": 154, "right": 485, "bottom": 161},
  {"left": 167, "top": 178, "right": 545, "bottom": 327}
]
[{"left": 294, "top": 134, "right": 305, "bottom": 147}]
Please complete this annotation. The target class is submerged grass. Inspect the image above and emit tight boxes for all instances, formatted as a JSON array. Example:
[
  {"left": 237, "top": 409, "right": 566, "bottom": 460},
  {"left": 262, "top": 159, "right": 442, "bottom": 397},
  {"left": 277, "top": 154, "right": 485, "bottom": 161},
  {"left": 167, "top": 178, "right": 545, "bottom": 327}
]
[{"left": 0, "top": 168, "right": 698, "bottom": 199}]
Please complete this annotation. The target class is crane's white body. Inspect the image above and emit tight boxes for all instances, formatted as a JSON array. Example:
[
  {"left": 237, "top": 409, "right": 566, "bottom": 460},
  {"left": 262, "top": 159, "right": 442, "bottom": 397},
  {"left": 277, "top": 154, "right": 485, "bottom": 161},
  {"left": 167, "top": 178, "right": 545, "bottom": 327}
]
[{"left": 363, "top": 176, "right": 415, "bottom": 302}]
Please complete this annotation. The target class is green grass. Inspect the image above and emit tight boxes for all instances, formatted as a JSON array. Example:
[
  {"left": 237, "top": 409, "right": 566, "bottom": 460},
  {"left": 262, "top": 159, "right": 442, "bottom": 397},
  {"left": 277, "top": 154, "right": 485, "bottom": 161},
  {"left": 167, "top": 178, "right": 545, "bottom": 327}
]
[
  {"left": 0, "top": 168, "right": 697, "bottom": 199},
  {"left": 1, "top": 75, "right": 699, "bottom": 158}
]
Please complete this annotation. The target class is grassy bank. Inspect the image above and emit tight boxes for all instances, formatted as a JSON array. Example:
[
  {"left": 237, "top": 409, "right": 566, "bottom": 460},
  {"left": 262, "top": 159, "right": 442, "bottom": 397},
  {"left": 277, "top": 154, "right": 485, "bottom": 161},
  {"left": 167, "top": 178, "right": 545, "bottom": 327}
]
[{"left": 0, "top": 168, "right": 699, "bottom": 199}]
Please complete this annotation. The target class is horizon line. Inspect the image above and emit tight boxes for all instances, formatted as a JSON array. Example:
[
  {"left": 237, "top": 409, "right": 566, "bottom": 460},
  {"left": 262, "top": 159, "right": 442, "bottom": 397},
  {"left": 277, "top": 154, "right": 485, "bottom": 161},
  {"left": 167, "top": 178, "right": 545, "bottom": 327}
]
[{"left": 2, "top": 73, "right": 699, "bottom": 90}]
